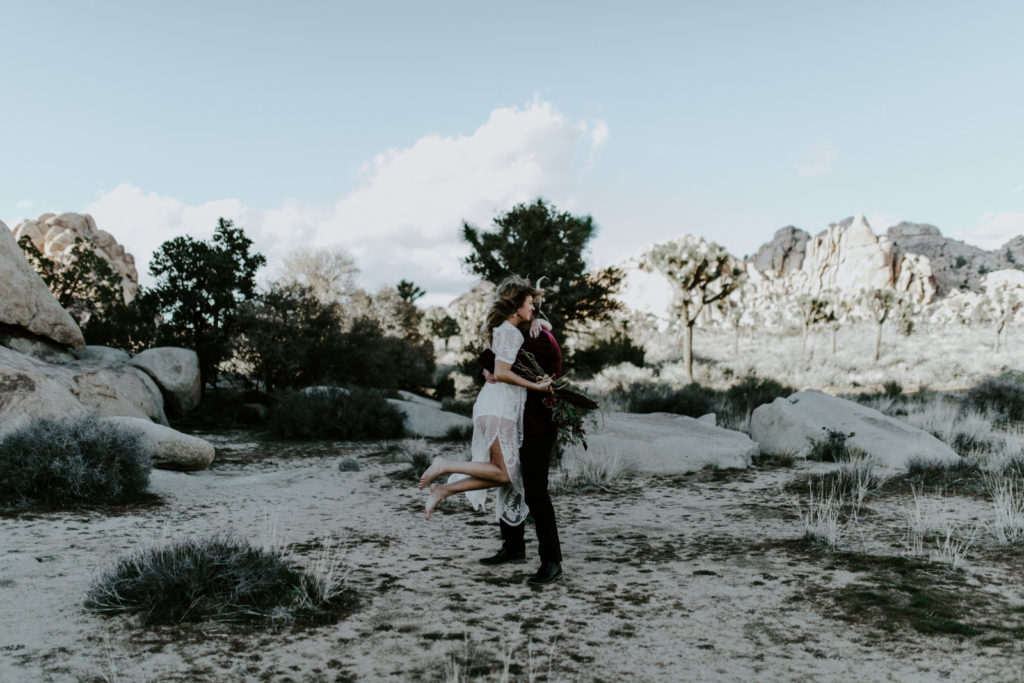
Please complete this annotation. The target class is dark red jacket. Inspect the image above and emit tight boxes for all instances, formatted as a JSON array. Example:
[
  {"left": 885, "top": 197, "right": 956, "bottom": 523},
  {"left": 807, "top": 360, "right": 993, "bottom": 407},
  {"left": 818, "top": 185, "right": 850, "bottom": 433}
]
[{"left": 479, "top": 326, "right": 563, "bottom": 436}]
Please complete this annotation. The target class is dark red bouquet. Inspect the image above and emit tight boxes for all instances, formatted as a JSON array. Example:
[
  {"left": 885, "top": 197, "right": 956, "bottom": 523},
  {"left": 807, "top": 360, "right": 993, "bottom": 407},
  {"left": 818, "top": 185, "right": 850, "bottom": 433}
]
[{"left": 513, "top": 351, "right": 599, "bottom": 449}]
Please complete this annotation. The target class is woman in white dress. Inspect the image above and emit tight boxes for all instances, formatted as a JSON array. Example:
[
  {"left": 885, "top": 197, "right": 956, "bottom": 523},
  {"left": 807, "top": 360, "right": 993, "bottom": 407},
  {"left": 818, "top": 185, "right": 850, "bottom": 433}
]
[{"left": 419, "top": 276, "right": 552, "bottom": 521}]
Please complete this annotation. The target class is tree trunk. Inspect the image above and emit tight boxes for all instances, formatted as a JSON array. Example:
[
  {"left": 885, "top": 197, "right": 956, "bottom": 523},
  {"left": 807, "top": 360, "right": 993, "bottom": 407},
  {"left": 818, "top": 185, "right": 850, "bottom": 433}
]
[
  {"left": 733, "top": 326, "right": 739, "bottom": 356},
  {"left": 832, "top": 327, "right": 837, "bottom": 355},
  {"left": 874, "top": 322, "right": 883, "bottom": 362},
  {"left": 684, "top": 323, "right": 695, "bottom": 382},
  {"left": 800, "top": 323, "right": 809, "bottom": 363},
  {"left": 995, "top": 326, "right": 1002, "bottom": 353}
]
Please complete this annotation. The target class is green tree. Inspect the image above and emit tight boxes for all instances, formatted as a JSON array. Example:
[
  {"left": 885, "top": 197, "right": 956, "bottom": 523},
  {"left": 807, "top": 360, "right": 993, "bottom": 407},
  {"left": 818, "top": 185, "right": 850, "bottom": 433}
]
[
  {"left": 396, "top": 279, "right": 425, "bottom": 303},
  {"left": 461, "top": 198, "right": 622, "bottom": 336},
  {"left": 148, "top": 218, "right": 266, "bottom": 393},
  {"left": 640, "top": 235, "right": 744, "bottom": 381},
  {"left": 430, "top": 314, "right": 461, "bottom": 350},
  {"left": 17, "top": 235, "right": 124, "bottom": 325}
]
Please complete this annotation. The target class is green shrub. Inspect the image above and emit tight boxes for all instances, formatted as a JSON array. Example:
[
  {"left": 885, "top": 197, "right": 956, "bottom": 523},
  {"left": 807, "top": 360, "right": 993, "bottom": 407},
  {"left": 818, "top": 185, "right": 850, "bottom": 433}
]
[
  {"left": 964, "top": 378, "right": 1024, "bottom": 423},
  {"left": 808, "top": 428, "right": 855, "bottom": 462},
  {"left": 434, "top": 376, "right": 456, "bottom": 401},
  {"left": 571, "top": 332, "right": 645, "bottom": 378},
  {"left": 883, "top": 380, "right": 904, "bottom": 399},
  {"left": 441, "top": 398, "right": 474, "bottom": 418},
  {"left": 268, "top": 387, "right": 405, "bottom": 440},
  {"left": 723, "top": 375, "right": 792, "bottom": 418},
  {"left": 618, "top": 382, "right": 717, "bottom": 417},
  {"left": 85, "top": 535, "right": 353, "bottom": 626},
  {"left": 0, "top": 416, "right": 150, "bottom": 510}
]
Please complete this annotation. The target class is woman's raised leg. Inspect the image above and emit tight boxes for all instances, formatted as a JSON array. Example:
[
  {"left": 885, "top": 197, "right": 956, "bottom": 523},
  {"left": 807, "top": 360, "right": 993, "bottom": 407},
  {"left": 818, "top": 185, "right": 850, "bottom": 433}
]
[{"left": 424, "top": 439, "right": 511, "bottom": 519}]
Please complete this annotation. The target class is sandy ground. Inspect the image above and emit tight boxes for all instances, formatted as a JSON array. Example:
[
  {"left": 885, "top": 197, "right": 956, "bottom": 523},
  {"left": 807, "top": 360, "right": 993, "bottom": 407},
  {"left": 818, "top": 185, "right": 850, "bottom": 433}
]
[{"left": 1, "top": 431, "right": 1023, "bottom": 682}]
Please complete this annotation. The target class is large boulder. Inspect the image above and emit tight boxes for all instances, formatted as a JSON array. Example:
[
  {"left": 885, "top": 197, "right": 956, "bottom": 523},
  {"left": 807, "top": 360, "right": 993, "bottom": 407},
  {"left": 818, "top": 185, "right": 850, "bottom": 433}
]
[
  {"left": 100, "top": 416, "right": 215, "bottom": 471},
  {"left": 387, "top": 396, "right": 472, "bottom": 438},
  {"left": 12, "top": 212, "right": 139, "bottom": 301},
  {"left": 561, "top": 411, "right": 758, "bottom": 474},
  {"left": 749, "top": 225, "right": 810, "bottom": 277},
  {"left": 129, "top": 347, "right": 202, "bottom": 413},
  {"left": 0, "top": 345, "right": 167, "bottom": 438},
  {"left": 750, "top": 390, "right": 960, "bottom": 468},
  {"left": 0, "top": 220, "right": 85, "bottom": 350}
]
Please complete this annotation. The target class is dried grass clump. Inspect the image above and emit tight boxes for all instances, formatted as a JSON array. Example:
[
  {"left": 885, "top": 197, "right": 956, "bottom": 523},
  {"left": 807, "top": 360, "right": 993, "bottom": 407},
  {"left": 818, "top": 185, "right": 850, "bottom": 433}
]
[
  {"left": 84, "top": 534, "right": 353, "bottom": 627},
  {"left": 986, "top": 476, "right": 1024, "bottom": 545},
  {"left": 964, "top": 377, "right": 1024, "bottom": 424},
  {"left": 399, "top": 438, "right": 434, "bottom": 477},
  {"left": 798, "top": 480, "right": 844, "bottom": 549},
  {"left": 551, "top": 445, "right": 630, "bottom": 492},
  {"left": 0, "top": 416, "right": 150, "bottom": 511}
]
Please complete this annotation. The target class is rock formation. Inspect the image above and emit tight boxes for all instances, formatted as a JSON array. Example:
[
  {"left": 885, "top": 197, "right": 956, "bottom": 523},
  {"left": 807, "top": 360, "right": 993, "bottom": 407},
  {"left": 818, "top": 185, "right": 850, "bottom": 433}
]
[
  {"left": 749, "top": 226, "right": 809, "bottom": 277},
  {"left": 100, "top": 416, "right": 215, "bottom": 471},
  {"left": 12, "top": 212, "right": 139, "bottom": 301},
  {"left": 749, "top": 390, "right": 960, "bottom": 468},
  {"left": 129, "top": 348, "right": 202, "bottom": 414},
  {"left": 0, "top": 220, "right": 86, "bottom": 350},
  {"left": 559, "top": 411, "right": 758, "bottom": 474},
  {"left": 887, "top": 221, "right": 1012, "bottom": 295}
]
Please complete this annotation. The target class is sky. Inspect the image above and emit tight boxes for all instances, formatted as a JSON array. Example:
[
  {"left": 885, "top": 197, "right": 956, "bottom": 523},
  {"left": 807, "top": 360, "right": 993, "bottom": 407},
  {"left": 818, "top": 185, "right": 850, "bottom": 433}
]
[{"left": 2, "top": 0, "right": 1022, "bottom": 307}]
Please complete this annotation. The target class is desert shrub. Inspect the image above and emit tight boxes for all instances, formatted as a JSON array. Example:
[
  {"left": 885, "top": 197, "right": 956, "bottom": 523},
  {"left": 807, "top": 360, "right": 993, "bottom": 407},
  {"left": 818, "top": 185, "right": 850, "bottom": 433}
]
[
  {"left": 617, "top": 381, "right": 718, "bottom": 417},
  {"left": 883, "top": 380, "right": 903, "bottom": 399},
  {"left": 268, "top": 387, "right": 405, "bottom": 440},
  {"left": 571, "top": 331, "right": 645, "bottom": 378},
  {"left": 441, "top": 398, "right": 474, "bottom": 418},
  {"left": 85, "top": 535, "right": 352, "bottom": 626},
  {"left": 808, "top": 428, "right": 855, "bottom": 462},
  {"left": 337, "top": 457, "right": 360, "bottom": 472},
  {"left": 723, "top": 374, "right": 792, "bottom": 418},
  {"left": 900, "top": 456, "right": 981, "bottom": 490},
  {"left": 0, "top": 416, "right": 150, "bottom": 510},
  {"left": 442, "top": 424, "right": 473, "bottom": 441},
  {"left": 399, "top": 438, "right": 433, "bottom": 478},
  {"left": 551, "top": 445, "right": 630, "bottom": 492},
  {"left": 434, "top": 376, "right": 456, "bottom": 401},
  {"left": 964, "top": 377, "right": 1024, "bottom": 423}
]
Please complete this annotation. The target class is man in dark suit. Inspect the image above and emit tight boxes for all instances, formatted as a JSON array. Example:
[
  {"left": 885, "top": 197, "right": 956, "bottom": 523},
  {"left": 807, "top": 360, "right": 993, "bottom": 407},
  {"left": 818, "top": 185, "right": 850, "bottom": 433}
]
[{"left": 478, "top": 320, "right": 563, "bottom": 585}]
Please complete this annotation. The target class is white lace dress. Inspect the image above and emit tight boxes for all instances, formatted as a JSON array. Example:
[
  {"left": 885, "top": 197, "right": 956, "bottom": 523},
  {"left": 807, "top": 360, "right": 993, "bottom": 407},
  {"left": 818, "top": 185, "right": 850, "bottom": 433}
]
[{"left": 448, "top": 321, "right": 529, "bottom": 525}]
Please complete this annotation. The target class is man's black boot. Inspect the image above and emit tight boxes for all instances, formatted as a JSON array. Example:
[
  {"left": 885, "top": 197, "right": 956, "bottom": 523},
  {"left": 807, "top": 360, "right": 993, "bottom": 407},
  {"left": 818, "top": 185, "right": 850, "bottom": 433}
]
[
  {"left": 479, "top": 547, "right": 526, "bottom": 566},
  {"left": 526, "top": 561, "right": 562, "bottom": 585}
]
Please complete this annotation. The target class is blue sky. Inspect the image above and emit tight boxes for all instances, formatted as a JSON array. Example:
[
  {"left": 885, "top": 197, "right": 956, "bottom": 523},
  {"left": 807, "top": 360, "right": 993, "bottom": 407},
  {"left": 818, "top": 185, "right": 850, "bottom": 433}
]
[{"left": 2, "top": 1, "right": 1022, "bottom": 306}]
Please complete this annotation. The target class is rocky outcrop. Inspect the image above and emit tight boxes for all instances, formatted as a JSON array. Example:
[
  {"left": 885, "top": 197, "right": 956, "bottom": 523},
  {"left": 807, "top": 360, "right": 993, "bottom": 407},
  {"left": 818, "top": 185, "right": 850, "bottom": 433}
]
[
  {"left": 0, "top": 220, "right": 86, "bottom": 350},
  {"left": 129, "top": 347, "right": 202, "bottom": 413},
  {"left": 100, "top": 416, "right": 215, "bottom": 471},
  {"left": 749, "top": 226, "right": 810, "bottom": 277},
  {"left": 749, "top": 390, "right": 959, "bottom": 468},
  {"left": 13, "top": 212, "right": 139, "bottom": 301},
  {"left": 887, "top": 221, "right": 1012, "bottom": 295},
  {"left": 560, "top": 411, "right": 758, "bottom": 474},
  {"left": 0, "top": 345, "right": 167, "bottom": 438}
]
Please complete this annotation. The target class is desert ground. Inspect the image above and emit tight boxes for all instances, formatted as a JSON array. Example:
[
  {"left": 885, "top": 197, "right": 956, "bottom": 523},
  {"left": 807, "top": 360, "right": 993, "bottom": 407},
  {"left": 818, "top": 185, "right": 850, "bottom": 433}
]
[{"left": 2, "top": 420, "right": 1023, "bottom": 682}]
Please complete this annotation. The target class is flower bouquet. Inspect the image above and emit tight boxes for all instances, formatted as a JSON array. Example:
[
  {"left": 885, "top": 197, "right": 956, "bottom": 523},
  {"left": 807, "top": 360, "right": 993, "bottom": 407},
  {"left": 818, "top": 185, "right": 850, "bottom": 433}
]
[{"left": 513, "top": 351, "right": 600, "bottom": 449}]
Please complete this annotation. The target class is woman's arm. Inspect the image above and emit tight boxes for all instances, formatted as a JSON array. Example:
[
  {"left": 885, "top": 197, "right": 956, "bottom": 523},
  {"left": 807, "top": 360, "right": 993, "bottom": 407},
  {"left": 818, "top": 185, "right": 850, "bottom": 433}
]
[
  {"left": 528, "top": 317, "right": 553, "bottom": 338},
  {"left": 494, "top": 359, "right": 552, "bottom": 392}
]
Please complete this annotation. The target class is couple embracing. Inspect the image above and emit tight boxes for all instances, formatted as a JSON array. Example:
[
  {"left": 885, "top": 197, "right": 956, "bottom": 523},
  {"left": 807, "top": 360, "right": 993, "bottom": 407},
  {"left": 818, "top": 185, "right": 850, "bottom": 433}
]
[{"left": 418, "top": 276, "right": 564, "bottom": 585}]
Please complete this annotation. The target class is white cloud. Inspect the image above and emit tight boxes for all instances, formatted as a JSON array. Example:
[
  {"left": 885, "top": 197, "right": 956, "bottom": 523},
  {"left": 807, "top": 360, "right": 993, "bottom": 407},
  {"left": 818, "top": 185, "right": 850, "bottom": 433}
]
[
  {"left": 794, "top": 138, "right": 839, "bottom": 180},
  {"left": 951, "top": 211, "right": 1024, "bottom": 250},
  {"left": 84, "top": 102, "right": 605, "bottom": 305},
  {"left": 15, "top": 199, "right": 33, "bottom": 210}
]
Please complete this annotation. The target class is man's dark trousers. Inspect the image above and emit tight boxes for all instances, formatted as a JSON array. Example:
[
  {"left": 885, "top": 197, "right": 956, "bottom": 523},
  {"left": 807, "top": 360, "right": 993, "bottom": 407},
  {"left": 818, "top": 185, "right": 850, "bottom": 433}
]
[{"left": 499, "top": 431, "right": 562, "bottom": 563}]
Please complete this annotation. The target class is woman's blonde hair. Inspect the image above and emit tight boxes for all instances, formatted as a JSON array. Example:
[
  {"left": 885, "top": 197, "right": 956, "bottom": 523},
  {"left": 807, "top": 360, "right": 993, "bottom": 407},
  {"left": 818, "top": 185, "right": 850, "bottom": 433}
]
[{"left": 480, "top": 275, "right": 543, "bottom": 339}]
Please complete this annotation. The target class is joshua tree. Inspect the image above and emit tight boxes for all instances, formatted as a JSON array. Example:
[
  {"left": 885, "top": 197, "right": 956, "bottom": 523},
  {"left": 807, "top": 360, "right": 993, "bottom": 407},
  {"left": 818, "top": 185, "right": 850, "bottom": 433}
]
[
  {"left": 859, "top": 288, "right": 907, "bottom": 363},
  {"left": 795, "top": 294, "right": 836, "bottom": 362},
  {"left": 984, "top": 280, "right": 1024, "bottom": 353},
  {"left": 640, "top": 235, "right": 744, "bottom": 381}
]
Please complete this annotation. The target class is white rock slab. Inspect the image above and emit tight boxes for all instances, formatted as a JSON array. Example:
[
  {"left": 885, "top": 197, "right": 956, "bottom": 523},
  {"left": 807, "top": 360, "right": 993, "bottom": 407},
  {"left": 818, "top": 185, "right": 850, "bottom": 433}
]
[
  {"left": 129, "top": 347, "right": 201, "bottom": 413},
  {"left": 562, "top": 411, "right": 758, "bottom": 474},
  {"left": 749, "top": 389, "right": 960, "bottom": 468},
  {"left": 387, "top": 398, "right": 472, "bottom": 438},
  {"left": 73, "top": 345, "right": 131, "bottom": 362},
  {"left": 100, "top": 416, "right": 215, "bottom": 471}
]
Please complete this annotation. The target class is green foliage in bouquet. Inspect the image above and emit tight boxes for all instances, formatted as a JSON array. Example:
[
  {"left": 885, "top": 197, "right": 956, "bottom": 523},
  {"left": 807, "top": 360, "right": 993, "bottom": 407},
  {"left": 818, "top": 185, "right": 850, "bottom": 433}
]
[{"left": 513, "top": 351, "right": 599, "bottom": 449}]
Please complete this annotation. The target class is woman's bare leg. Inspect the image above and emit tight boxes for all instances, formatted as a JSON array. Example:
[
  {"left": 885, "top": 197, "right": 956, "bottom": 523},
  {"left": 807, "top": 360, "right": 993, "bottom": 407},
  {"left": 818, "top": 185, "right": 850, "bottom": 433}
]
[
  {"left": 424, "top": 440, "right": 511, "bottom": 519},
  {"left": 419, "top": 438, "right": 511, "bottom": 490}
]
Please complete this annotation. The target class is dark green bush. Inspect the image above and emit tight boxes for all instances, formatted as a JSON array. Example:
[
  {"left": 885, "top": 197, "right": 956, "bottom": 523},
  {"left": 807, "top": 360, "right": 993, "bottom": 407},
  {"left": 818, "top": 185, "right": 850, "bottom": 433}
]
[
  {"left": 434, "top": 376, "right": 456, "bottom": 401},
  {"left": 883, "top": 380, "right": 904, "bottom": 399},
  {"left": 618, "top": 382, "right": 717, "bottom": 417},
  {"left": 808, "top": 428, "right": 855, "bottom": 462},
  {"left": 571, "top": 332, "right": 645, "bottom": 378},
  {"left": 268, "top": 387, "right": 405, "bottom": 440},
  {"left": 723, "top": 375, "right": 792, "bottom": 418},
  {"left": 0, "top": 416, "right": 150, "bottom": 510},
  {"left": 85, "top": 535, "right": 353, "bottom": 626},
  {"left": 964, "top": 377, "right": 1024, "bottom": 423}
]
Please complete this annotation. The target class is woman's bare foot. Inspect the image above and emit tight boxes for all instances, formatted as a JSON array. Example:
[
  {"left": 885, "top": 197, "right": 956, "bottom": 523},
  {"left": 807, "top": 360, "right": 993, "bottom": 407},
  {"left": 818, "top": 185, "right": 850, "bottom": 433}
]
[
  {"left": 418, "top": 457, "right": 447, "bottom": 490},
  {"left": 425, "top": 483, "right": 447, "bottom": 520}
]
